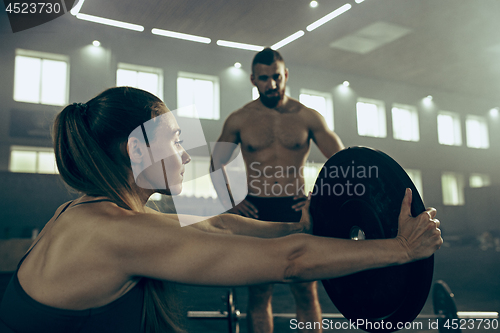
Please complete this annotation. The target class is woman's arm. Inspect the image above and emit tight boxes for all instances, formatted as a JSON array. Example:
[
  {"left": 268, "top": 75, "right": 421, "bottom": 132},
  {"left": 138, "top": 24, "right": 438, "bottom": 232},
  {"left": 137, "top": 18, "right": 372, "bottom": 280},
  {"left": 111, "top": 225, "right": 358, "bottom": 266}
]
[
  {"left": 189, "top": 213, "right": 309, "bottom": 238},
  {"left": 102, "top": 189, "right": 441, "bottom": 286},
  {"left": 145, "top": 204, "right": 311, "bottom": 238}
]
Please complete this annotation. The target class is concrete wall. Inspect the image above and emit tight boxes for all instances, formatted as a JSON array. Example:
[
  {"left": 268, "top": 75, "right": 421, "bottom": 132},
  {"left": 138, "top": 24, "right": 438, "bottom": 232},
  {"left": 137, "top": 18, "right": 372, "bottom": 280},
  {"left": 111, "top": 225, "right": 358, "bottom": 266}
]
[{"left": 0, "top": 13, "right": 498, "bottom": 237}]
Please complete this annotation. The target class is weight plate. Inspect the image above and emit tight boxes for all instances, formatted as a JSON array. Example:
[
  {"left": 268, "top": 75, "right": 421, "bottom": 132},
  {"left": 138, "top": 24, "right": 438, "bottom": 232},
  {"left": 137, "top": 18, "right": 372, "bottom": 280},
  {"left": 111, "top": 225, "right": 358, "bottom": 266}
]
[
  {"left": 433, "top": 280, "right": 461, "bottom": 333},
  {"left": 310, "top": 147, "right": 434, "bottom": 332}
]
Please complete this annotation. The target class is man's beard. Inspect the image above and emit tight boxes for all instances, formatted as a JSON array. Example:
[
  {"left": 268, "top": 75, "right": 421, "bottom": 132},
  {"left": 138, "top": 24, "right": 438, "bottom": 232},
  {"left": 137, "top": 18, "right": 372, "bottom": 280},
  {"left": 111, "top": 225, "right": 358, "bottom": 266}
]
[{"left": 259, "top": 89, "right": 282, "bottom": 108}]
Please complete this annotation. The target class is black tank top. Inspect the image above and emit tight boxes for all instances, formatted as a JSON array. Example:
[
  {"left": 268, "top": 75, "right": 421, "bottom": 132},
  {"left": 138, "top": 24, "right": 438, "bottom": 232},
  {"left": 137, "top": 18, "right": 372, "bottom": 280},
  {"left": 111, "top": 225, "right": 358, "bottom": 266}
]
[{"left": 0, "top": 199, "right": 145, "bottom": 333}]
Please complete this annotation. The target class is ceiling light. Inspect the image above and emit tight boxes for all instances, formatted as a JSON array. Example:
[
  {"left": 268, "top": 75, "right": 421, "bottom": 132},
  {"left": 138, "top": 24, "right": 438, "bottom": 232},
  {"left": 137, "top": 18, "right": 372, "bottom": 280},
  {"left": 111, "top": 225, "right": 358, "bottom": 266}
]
[
  {"left": 425, "top": 95, "right": 433, "bottom": 101},
  {"left": 355, "top": 0, "right": 365, "bottom": 3},
  {"left": 217, "top": 40, "right": 264, "bottom": 51},
  {"left": 343, "top": 81, "right": 350, "bottom": 87},
  {"left": 306, "top": 3, "right": 352, "bottom": 32},
  {"left": 152, "top": 28, "right": 210, "bottom": 44},
  {"left": 234, "top": 62, "right": 242, "bottom": 68},
  {"left": 70, "top": 0, "right": 85, "bottom": 16},
  {"left": 76, "top": 14, "right": 144, "bottom": 32},
  {"left": 92, "top": 40, "right": 101, "bottom": 47},
  {"left": 489, "top": 107, "right": 499, "bottom": 118},
  {"left": 310, "top": 1, "right": 318, "bottom": 8},
  {"left": 271, "top": 30, "right": 305, "bottom": 50},
  {"left": 457, "top": 312, "right": 498, "bottom": 319}
]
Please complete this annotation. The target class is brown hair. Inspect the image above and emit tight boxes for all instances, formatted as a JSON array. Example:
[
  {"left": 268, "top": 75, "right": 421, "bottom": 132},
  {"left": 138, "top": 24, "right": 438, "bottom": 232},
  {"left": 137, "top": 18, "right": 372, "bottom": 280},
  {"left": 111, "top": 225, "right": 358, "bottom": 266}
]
[
  {"left": 53, "top": 86, "right": 184, "bottom": 333},
  {"left": 252, "top": 47, "right": 284, "bottom": 73}
]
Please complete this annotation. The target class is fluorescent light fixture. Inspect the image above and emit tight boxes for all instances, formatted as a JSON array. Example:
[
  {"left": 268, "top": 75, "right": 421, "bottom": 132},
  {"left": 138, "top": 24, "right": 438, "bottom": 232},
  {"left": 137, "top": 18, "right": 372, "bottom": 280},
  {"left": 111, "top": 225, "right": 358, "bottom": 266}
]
[
  {"left": 457, "top": 312, "right": 498, "bottom": 319},
  {"left": 343, "top": 81, "right": 350, "bottom": 87},
  {"left": 70, "top": 0, "right": 85, "bottom": 16},
  {"left": 76, "top": 14, "right": 144, "bottom": 32},
  {"left": 234, "top": 62, "right": 242, "bottom": 68},
  {"left": 92, "top": 40, "right": 100, "bottom": 47},
  {"left": 216, "top": 40, "right": 263, "bottom": 51},
  {"left": 152, "top": 28, "right": 211, "bottom": 44},
  {"left": 355, "top": 0, "right": 365, "bottom": 3},
  {"left": 310, "top": 1, "right": 319, "bottom": 8},
  {"left": 306, "top": 3, "right": 352, "bottom": 32},
  {"left": 271, "top": 30, "right": 305, "bottom": 50}
]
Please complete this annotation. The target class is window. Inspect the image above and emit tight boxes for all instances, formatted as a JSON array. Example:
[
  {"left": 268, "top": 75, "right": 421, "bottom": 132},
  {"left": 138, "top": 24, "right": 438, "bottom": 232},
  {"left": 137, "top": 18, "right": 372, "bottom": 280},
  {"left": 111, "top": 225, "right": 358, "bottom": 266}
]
[
  {"left": 252, "top": 87, "right": 259, "bottom": 100},
  {"left": 177, "top": 155, "right": 248, "bottom": 199},
  {"left": 177, "top": 72, "right": 220, "bottom": 120},
  {"left": 252, "top": 86, "right": 290, "bottom": 101},
  {"left": 356, "top": 98, "right": 387, "bottom": 138},
  {"left": 178, "top": 156, "right": 216, "bottom": 198},
  {"left": 300, "top": 89, "right": 334, "bottom": 130},
  {"left": 9, "top": 146, "right": 58, "bottom": 174},
  {"left": 469, "top": 173, "right": 491, "bottom": 188},
  {"left": 437, "top": 111, "right": 462, "bottom": 146},
  {"left": 465, "top": 115, "right": 489, "bottom": 149},
  {"left": 116, "top": 63, "right": 163, "bottom": 100},
  {"left": 392, "top": 104, "right": 419, "bottom": 141},
  {"left": 304, "top": 162, "right": 324, "bottom": 194},
  {"left": 441, "top": 172, "right": 464, "bottom": 205},
  {"left": 14, "top": 49, "right": 69, "bottom": 106},
  {"left": 405, "top": 169, "right": 424, "bottom": 200}
]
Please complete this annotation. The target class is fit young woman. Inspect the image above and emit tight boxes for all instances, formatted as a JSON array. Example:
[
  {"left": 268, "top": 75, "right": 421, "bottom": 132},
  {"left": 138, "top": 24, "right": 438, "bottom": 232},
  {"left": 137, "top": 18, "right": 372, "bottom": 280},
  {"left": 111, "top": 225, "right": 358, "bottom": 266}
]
[{"left": 0, "top": 87, "right": 442, "bottom": 333}]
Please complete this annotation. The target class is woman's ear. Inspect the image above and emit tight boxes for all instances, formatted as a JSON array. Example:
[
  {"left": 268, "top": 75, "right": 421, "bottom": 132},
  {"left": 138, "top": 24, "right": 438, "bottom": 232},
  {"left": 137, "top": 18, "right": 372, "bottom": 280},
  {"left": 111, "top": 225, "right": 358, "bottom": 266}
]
[{"left": 127, "top": 137, "right": 147, "bottom": 165}]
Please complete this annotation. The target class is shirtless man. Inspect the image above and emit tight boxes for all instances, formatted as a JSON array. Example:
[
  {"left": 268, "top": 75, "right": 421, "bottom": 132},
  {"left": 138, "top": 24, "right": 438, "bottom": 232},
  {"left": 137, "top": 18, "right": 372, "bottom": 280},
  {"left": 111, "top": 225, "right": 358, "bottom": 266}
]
[{"left": 211, "top": 48, "right": 344, "bottom": 333}]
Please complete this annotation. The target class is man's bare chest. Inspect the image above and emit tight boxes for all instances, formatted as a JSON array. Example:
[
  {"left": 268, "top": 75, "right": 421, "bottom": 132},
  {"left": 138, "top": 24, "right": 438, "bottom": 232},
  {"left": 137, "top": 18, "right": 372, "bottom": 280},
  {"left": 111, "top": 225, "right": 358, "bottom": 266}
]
[{"left": 239, "top": 116, "right": 309, "bottom": 152}]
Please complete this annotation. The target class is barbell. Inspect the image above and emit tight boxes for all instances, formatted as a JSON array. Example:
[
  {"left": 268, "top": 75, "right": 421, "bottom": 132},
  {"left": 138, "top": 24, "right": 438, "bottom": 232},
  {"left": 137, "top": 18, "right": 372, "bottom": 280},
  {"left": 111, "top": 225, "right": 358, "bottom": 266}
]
[
  {"left": 189, "top": 147, "right": 498, "bottom": 333},
  {"left": 187, "top": 280, "right": 498, "bottom": 333}
]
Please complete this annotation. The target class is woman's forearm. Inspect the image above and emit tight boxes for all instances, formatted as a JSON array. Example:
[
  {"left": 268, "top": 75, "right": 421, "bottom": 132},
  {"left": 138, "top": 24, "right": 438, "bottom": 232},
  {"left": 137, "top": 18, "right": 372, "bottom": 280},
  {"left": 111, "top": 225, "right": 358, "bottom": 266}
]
[{"left": 280, "top": 233, "right": 409, "bottom": 283}]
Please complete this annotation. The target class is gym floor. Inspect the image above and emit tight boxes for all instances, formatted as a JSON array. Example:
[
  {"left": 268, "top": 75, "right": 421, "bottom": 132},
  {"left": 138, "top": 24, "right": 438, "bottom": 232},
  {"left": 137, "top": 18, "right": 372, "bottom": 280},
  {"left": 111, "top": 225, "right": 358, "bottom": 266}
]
[{"left": 179, "top": 243, "right": 500, "bottom": 333}]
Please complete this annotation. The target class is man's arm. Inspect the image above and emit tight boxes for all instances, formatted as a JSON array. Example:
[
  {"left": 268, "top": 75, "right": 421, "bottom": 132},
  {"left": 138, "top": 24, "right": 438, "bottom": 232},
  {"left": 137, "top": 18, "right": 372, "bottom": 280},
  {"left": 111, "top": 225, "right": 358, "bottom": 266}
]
[
  {"left": 210, "top": 112, "right": 241, "bottom": 208},
  {"left": 211, "top": 112, "right": 259, "bottom": 218},
  {"left": 308, "top": 108, "right": 345, "bottom": 159}
]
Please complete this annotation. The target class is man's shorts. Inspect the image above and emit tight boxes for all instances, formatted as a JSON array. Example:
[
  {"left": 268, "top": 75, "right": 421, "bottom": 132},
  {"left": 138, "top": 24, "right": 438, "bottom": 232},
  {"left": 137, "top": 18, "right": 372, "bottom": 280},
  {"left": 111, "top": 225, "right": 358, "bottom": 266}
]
[{"left": 244, "top": 195, "right": 303, "bottom": 223}]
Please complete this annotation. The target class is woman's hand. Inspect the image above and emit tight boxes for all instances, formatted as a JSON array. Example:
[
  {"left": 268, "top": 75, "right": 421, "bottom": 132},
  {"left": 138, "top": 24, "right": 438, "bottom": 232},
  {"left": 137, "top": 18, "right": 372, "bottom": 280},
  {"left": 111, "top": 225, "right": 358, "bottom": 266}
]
[{"left": 396, "top": 188, "right": 443, "bottom": 262}]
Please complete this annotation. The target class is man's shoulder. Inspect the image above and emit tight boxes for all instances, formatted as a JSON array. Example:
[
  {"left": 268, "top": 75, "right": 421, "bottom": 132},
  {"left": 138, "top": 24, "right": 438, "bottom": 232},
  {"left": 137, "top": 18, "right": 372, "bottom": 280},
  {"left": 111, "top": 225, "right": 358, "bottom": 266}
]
[
  {"left": 286, "top": 98, "right": 319, "bottom": 117},
  {"left": 237, "top": 100, "right": 261, "bottom": 113},
  {"left": 228, "top": 100, "right": 260, "bottom": 120}
]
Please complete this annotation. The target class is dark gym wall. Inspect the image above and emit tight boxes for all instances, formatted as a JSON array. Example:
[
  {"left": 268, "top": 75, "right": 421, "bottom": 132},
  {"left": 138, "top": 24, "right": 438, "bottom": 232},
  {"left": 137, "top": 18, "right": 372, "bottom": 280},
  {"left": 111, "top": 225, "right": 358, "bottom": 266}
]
[{"left": 0, "top": 13, "right": 499, "bottom": 237}]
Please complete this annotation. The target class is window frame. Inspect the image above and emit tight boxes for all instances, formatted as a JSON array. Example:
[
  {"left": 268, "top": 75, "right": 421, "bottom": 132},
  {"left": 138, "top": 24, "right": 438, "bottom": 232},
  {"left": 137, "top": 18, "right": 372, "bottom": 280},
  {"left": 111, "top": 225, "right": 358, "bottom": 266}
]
[
  {"left": 391, "top": 103, "right": 420, "bottom": 142},
  {"left": 9, "top": 145, "right": 58, "bottom": 174},
  {"left": 437, "top": 111, "right": 462, "bottom": 146},
  {"left": 177, "top": 71, "right": 220, "bottom": 120},
  {"left": 299, "top": 89, "right": 334, "bottom": 131},
  {"left": 465, "top": 115, "right": 489, "bottom": 149},
  {"left": 356, "top": 97, "right": 387, "bottom": 138},
  {"left": 404, "top": 168, "right": 424, "bottom": 200},
  {"left": 116, "top": 62, "right": 164, "bottom": 100},
  {"left": 441, "top": 172, "right": 465, "bottom": 206},
  {"left": 469, "top": 173, "right": 491, "bottom": 188},
  {"left": 13, "top": 48, "right": 70, "bottom": 106}
]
